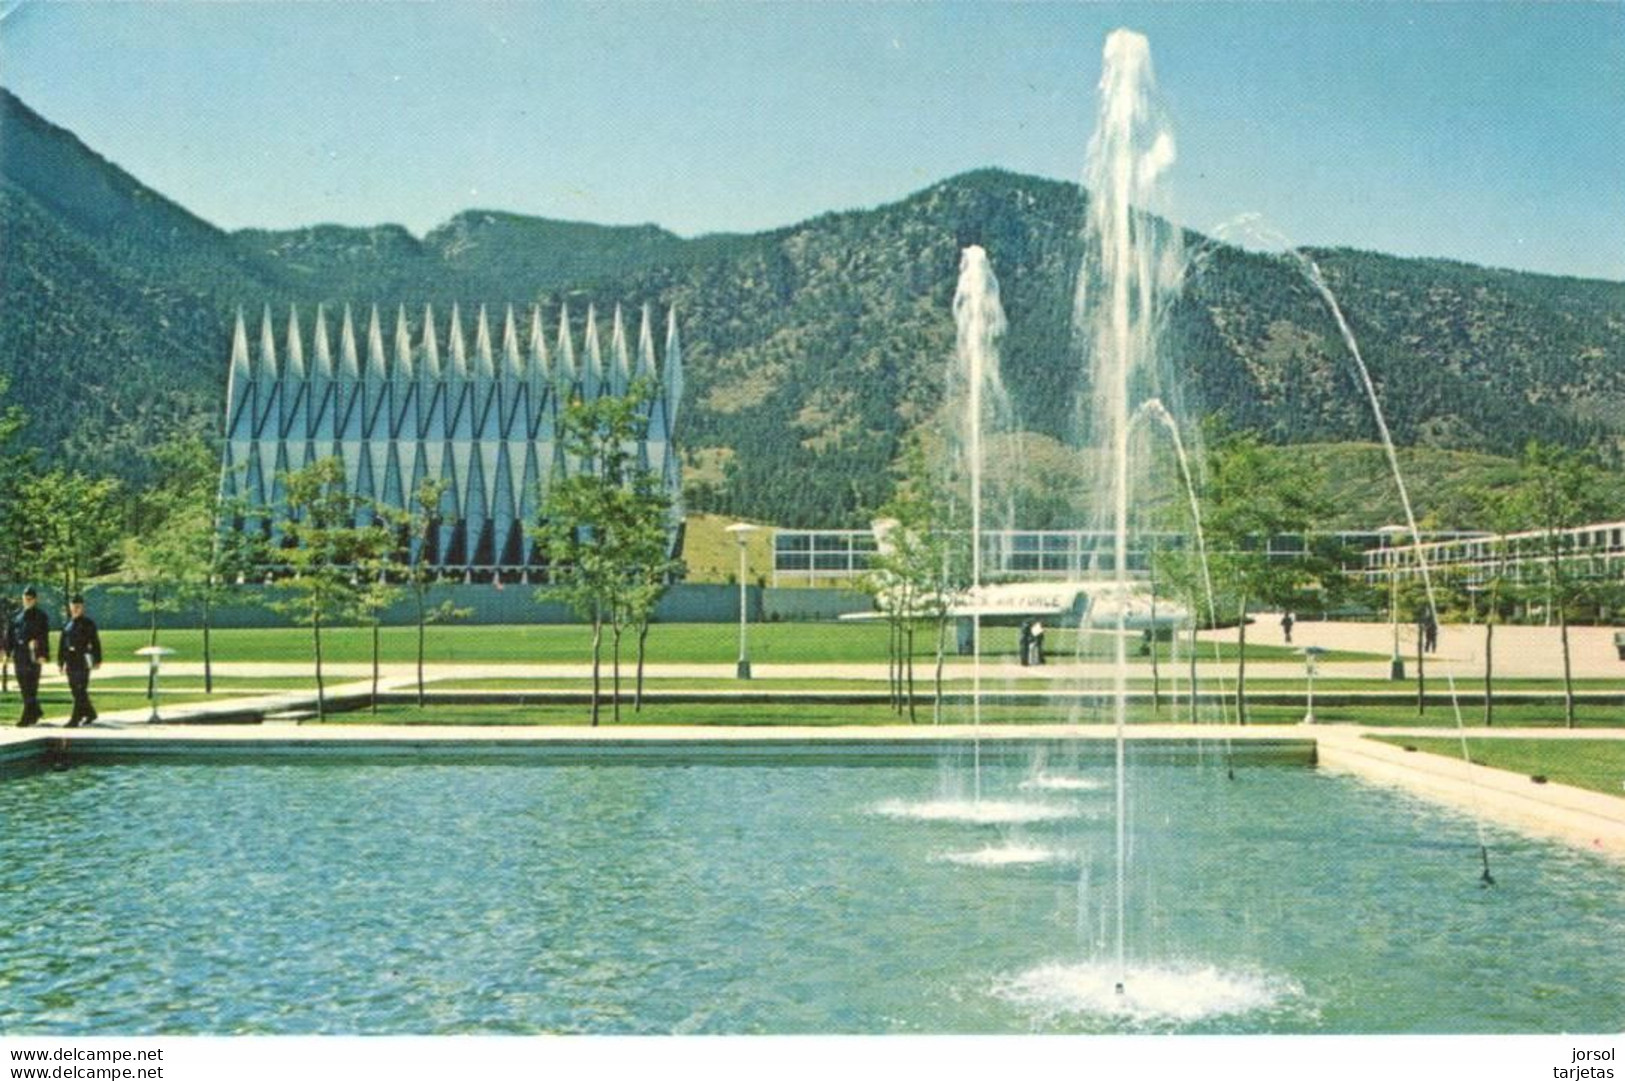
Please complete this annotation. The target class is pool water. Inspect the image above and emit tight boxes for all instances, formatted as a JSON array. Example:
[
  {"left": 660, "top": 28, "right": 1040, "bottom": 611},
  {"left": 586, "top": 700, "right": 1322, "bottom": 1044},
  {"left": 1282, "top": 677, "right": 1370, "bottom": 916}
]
[{"left": 1, "top": 754, "right": 1619, "bottom": 1034}]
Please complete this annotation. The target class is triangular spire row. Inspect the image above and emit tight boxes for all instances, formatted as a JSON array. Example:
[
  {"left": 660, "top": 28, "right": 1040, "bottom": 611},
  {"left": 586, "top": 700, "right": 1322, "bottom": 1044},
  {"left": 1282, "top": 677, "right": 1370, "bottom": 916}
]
[{"left": 218, "top": 301, "right": 683, "bottom": 576}]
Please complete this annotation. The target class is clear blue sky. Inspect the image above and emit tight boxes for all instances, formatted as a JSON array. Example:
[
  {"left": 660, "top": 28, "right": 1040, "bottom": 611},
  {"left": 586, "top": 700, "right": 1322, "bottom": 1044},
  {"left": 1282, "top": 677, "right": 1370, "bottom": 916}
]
[{"left": 2, "top": 1, "right": 1620, "bottom": 280}]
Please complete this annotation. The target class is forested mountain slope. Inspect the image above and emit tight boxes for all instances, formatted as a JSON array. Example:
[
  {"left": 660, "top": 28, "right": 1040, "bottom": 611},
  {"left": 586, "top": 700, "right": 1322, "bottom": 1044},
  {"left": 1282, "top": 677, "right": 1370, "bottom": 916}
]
[{"left": 4, "top": 89, "right": 1620, "bottom": 523}]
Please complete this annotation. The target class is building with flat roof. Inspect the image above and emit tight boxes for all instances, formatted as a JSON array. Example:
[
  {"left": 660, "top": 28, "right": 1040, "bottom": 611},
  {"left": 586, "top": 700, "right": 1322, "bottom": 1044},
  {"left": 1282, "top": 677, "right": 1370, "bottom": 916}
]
[
  {"left": 770, "top": 526, "right": 1480, "bottom": 586},
  {"left": 1364, "top": 520, "right": 1625, "bottom": 588}
]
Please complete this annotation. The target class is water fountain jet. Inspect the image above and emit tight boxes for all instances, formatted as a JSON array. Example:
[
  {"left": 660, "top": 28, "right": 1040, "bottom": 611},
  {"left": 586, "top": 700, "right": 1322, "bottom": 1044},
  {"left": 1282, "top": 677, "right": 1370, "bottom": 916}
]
[
  {"left": 1075, "top": 26, "right": 1186, "bottom": 994},
  {"left": 951, "top": 245, "right": 1013, "bottom": 803}
]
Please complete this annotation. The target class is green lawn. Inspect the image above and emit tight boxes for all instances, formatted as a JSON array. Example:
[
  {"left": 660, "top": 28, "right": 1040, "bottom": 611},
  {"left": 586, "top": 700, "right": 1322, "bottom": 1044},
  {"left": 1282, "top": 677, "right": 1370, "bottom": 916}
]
[
  {"left": 425, "top": 675, "right": 1625, "bottom": 694},
  {"left": 7, "top": 679, "right": 1610, "bottom": 730},
  {"left": 0, "top": 675, "right": 316, "bottom": 724},
  {"left": 1371, "top": 736, "right": 1625, "bottom": 798},
  {"left": 424, "top": 676, "right": 1284, "bottom": 692},
  {"left": 1283, "top": 702, "right": 1623, "bottom": 727},
  {"left": 2, "top": 688, "right": 216, "bottom": 721},
  {"left": 330, "top": 702, "right": 908, "bottom": 727},
  {"left": 93, "top": 623, "right": 1380, "bottom": 667},
  {"left": 327, "top": 701, "right": 1234, "bottom": 727},
  {"left": 6, "top": 661, "right": 1615, "bottom": 731},
  {"left": 86, "top": 676, "right": 332, "bottom": 692}
]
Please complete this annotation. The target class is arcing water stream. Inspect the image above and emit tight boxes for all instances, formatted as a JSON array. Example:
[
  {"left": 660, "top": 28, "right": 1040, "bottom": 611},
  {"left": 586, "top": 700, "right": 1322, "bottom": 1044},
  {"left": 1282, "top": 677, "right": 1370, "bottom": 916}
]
[{"left": 1296, "top": 254, "right": 1495, "bottom": 885}]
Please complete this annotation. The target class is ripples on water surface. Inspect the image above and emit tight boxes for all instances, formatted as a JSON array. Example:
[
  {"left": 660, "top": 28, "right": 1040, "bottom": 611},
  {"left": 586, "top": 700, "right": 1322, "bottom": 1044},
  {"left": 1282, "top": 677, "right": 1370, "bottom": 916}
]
[{"left": 0, "top": 757, "right": 1619, "bottom": 1034}]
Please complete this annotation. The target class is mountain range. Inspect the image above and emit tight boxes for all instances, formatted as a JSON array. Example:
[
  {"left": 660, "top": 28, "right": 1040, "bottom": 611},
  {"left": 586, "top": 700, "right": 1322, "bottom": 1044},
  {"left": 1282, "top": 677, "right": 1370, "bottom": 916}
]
[{"left": 3, "top": 87, "right": 1622, "bottom": 528}]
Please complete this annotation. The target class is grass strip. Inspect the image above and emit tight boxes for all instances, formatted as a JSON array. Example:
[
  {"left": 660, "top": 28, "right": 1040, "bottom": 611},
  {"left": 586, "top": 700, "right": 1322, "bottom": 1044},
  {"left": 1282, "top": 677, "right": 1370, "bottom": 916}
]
[
  {"left": 1370, "top": 736, "right": 1625, "bottom": 799},
  {"left": 94, "top": 623, "right": 1381, "bottom": 667}
]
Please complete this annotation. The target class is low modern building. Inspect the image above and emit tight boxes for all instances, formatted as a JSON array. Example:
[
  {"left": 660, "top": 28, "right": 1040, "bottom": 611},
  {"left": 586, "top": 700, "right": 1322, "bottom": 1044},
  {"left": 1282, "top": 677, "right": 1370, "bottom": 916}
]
[
  {"left": 1364, "top": 520, "right": 1625, "bottom": 588},
  {"left": 219, "top": 302, "right": 683, "bottom": 579},
  {"left": 770, "top": 526, "right": 1472, "bottom": 585}
]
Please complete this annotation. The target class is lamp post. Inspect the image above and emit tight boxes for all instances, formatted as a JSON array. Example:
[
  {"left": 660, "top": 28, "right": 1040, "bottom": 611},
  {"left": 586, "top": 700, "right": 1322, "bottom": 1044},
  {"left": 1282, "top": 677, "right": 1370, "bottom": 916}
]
[
  {"left": 134, "top": 645, "right": 175, "bottom": 724},
  {"left": 725, "top": 522, "right": 758, "bottom": 679},
  {"left": 1300, "top": 645, "right": 1327, "bottom": 724},
  {"left": 1377, "top": 524, "right": 1407, "bottom": 681}
]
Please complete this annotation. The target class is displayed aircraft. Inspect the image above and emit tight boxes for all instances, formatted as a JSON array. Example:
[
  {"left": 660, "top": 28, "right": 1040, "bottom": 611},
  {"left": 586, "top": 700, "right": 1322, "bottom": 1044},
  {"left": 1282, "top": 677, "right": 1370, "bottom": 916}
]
[
  {"left": 844, "top": 578, "right": 1189, "bottom": 632},
  {"left": 844, "top": 519, "right": 1190, "bottom": 633}
]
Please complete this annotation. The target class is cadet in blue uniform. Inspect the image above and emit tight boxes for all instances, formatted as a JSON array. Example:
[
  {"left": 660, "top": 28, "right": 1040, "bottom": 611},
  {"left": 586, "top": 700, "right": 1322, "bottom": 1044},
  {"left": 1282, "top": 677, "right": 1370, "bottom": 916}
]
[
  {"left": 6, "top": 586, "right": 51, "bottom": 726},
  {"left": 58, "top": 593, "right": 102, "bottom": 727}
]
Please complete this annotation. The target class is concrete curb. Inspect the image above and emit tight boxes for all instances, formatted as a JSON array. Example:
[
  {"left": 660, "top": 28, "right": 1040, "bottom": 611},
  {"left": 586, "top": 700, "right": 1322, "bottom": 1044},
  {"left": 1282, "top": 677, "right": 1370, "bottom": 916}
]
[
  {"left": 5, "top": 717, "right": 1622, "bottom": 863},
  {"left": 1315, "top": 729, "right": 1625, "bottom": 861}
]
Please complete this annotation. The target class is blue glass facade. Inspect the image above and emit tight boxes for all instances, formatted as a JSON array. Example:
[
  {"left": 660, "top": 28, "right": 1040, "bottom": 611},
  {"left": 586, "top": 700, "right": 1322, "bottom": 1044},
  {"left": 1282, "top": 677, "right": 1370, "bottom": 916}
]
[{"left": 219, "top": 302, "right": 683, "bottom": 577}]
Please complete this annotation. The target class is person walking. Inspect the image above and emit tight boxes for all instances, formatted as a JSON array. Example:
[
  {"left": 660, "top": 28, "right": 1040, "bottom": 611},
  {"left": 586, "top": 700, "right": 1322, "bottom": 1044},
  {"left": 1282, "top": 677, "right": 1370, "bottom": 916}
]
[
  {"left": 1281, "top": 611, "right": 1295, "bottom": 644},
  {"left": 58, "top": 594, "right": 103, "bottom": 727},
  {"left": 1030, "top": 620, "right": 1046, "bottom": 666},
  {"left": 1018, "top": 620, "right": 1033, "bottom": 667},
  {"left": 6, "top": 586, "right": 51, "bottom": 726}
]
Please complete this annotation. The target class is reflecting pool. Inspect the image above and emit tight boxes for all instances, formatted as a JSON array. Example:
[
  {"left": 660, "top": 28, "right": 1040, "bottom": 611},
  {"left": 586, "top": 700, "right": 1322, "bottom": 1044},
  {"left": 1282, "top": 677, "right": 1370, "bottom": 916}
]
[{"left": 1, "top": 755, "right": 1619, "bottom": 1034}]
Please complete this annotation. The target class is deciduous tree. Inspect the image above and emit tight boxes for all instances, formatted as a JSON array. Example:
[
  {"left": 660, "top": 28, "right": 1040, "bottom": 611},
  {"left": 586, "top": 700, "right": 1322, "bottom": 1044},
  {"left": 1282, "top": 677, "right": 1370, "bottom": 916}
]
[
  {"left": 269, "top": 457, "right": 394, "bottom": 721},
  {"left": 533, "top": 381, "right": 677, "bottom": 725},
  {"left": 1512, "top": 442, "right": 1609, "bottom": 727},
  {"left": 1200, "top": 433, "right": 1331, "bottom": 724}
]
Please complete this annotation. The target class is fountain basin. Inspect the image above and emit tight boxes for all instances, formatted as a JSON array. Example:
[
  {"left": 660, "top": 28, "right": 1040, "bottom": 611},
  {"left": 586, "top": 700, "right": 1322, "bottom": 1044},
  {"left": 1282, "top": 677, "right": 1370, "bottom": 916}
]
[{"left": 0, "top": 739, "right": 1619, "bottom": 1035}]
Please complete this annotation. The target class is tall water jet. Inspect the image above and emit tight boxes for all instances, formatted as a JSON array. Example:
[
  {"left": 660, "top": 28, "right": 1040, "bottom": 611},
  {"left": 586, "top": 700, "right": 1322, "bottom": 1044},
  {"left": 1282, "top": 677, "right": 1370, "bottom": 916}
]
[
  {"left": 952, "top": 245, "right": 1012, "bottom": 801},
  {"left": 1074, "top": 28, "right": 1186, "bottom": 994}
]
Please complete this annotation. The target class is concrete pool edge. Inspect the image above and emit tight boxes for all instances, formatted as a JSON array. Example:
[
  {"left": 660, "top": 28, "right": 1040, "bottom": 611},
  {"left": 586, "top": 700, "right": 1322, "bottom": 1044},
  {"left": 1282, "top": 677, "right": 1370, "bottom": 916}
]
[
  {"left": 4, "top": 722, "right": 1624, "bottom": 860},
  {"left": 0, "top": 724, "right": 1315, "bottom": 767},
  {"left": 1314, "top": 728, "right": 1625, "bottom": 861}
]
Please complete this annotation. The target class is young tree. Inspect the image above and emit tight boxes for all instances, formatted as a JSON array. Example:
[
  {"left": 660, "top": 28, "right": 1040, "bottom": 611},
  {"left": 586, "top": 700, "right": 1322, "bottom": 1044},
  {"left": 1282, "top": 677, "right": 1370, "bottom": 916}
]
[
  {"left": 189, "top": 490, "right": 270, "bottom": 695},
  {"left": 533, "top": 381, "right": 675, "bottom": 726},
  {"left": 866, "top": 511, "right": 960, "bottom": 721},
  {"left": 862, "top": 519, "right": 919, "bottom": 721},
  {"left": 120, "top": 531, "right": 182, "bottom": 654},
  {"left": 862, "top": 439, "right": 970, "bottom": 724},
  {"left": 604, "top": 473, "right": 679, "bottom": 722},
  {"left": 1151, "top": 543, "right": 1211, "bottom": 724},
  {"left": 1200, "top": 433, "right": 1330, "bottom": 724},
  {"left": 18, "top": 469, "right": 123, "bottom": 601},
  {"left": 269, "top": 457, "right": 394, "bottom": 721},
  {"left": 0, "top": 374, "right": 31, "bottom": 693},
  {"left": 1393, "top": 576, "right": 1434, "bottom": 716},
  {"left": 1458, "top": 483, "right": 1521, "bottom": 726},
  {"left": 350, "top": 537, "right": 404, "bottom": 716},
  {"left": 621, "top": 473, "right": 683, "bottom": 714},
  {"left": 536, "top": 466, "right": 615, "bottom": 726},
  {"left": 1512, "top": 442, "right": 1608, "bottom": 728},
  {"left": 118, "top": 435, "right": 228, "bottom": 692},
  {"left": 401, "top": 477, "right": 472, "bottom": 707}
]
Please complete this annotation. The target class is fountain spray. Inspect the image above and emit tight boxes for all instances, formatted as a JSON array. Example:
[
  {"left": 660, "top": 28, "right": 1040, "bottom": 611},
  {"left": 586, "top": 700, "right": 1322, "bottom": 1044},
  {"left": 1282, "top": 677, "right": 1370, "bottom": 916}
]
[
  {"left": 1076, "top": 28, "right": 1186, "bottom": 994},
  {"left": 952, "top": 246, "right": 1011, "bottom": 804}
]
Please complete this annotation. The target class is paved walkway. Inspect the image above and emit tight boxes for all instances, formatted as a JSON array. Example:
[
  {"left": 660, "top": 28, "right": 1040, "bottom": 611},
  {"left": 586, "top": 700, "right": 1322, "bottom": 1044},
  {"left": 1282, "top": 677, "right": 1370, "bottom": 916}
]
[
  {"left": 1214, "top": 617, "right": 1625, "bottom": 680},
  {"left": 3, "top": 619, "right": 1622, "bottom": 861},
  {"left": 45, "top": 618, "right": 1623, "bottom": 686}
]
